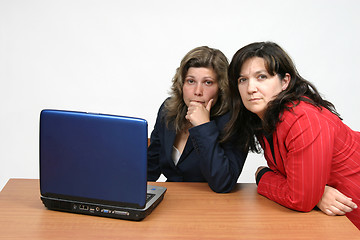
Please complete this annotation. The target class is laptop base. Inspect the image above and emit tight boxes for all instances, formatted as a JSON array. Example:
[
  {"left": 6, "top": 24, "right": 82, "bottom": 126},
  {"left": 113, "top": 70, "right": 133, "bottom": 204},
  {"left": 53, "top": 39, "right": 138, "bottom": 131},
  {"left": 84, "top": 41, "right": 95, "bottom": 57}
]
[{"left": 41, "top": 185, "right": 166, "bottom": 221}]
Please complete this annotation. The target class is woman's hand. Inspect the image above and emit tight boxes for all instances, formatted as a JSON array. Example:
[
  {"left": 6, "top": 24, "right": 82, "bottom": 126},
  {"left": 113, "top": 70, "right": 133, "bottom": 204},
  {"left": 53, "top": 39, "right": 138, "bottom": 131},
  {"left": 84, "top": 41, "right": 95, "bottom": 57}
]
[
  {"left": 317, "top": 186, "right": 358, "bottom": 216},
  {"left": 185, "top": 99, "right": 213, "bottom": 126}
]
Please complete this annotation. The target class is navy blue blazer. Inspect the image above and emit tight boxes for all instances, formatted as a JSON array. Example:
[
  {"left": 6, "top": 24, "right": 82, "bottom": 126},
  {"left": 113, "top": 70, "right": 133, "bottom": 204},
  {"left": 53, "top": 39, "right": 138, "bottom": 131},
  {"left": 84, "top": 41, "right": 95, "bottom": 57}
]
[{"left": 147, "top": 100, "right": 247, "bottom": 193}]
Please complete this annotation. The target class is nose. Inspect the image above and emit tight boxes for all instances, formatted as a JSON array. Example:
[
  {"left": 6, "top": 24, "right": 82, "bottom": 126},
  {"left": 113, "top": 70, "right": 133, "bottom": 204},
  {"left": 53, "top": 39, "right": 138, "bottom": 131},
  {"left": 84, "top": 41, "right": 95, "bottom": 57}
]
[
  {"left": 247, "top": 78, "right": 258, "bottom": 93},
  {"left": 194, "top": 83, "right": 203, "bottom": 96}
]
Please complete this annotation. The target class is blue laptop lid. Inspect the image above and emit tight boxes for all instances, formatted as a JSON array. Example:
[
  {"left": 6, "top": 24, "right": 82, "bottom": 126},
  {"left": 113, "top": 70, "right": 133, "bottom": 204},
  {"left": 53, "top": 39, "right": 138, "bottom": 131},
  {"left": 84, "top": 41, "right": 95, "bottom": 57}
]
[{"left": 40, "top": 109, "right": 148, "bottom": 209}]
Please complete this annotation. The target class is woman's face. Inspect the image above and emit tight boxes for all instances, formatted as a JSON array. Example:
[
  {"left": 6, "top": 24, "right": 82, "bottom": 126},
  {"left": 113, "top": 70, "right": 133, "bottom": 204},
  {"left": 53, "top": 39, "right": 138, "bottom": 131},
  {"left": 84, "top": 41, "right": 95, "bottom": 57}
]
[
  {"left": 237, "top": 57, "right": 289, "bottom": 119},
  {"left": 183, "top": 67, "right": 219, "bottom": 108}
]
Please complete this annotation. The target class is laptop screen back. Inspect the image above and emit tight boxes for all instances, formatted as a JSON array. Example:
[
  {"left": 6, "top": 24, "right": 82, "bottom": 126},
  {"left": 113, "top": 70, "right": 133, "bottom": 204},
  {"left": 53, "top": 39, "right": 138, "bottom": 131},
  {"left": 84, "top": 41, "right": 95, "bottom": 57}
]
[{"left": 40, "top": 110, "right": 148, "bottom": 209}]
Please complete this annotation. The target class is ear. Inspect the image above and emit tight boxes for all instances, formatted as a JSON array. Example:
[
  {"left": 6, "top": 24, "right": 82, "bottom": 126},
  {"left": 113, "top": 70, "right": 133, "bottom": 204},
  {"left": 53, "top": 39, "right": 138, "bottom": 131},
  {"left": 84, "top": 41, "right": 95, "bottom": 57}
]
[{"left": 281, "top": 73, "right": 291, "bottom": 91}]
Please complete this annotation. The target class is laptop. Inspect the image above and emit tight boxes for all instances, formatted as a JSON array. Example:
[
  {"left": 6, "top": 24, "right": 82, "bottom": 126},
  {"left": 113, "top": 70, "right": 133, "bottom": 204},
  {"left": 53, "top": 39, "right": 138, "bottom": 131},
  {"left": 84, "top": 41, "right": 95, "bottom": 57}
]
[{"left": 39, "top": 109, "right": 166, "bottom": 220}]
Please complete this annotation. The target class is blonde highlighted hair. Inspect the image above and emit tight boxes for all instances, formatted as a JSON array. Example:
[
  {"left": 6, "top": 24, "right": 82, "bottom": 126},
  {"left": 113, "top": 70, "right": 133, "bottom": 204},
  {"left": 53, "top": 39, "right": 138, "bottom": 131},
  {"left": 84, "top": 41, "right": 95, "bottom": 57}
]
[{"left": 164, "top": 46, "right": 230, "bottom": 133}]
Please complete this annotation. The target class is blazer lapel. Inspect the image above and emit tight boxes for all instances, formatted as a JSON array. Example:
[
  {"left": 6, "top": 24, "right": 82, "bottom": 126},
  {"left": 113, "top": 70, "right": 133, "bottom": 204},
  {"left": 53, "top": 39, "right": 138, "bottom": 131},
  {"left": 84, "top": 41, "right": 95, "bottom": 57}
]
[
  {"left": 177, "top": 137, "right": 194, "bottom": 165},
  {"left": 163, "top": 126, "right": 194, "bottom": 167},
  {"left": 263, "top": 136, "right": 277, "bottom": 169}
]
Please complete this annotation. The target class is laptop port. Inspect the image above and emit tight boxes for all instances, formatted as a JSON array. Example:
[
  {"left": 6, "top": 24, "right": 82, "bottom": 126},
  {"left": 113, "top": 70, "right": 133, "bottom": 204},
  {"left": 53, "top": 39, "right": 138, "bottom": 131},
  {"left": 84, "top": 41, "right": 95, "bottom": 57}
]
[
  {"left": 79, "top": 205, "right": 89, "bottom": 211},
  {"left": 113, "top": 210, "right": 130, "bottom": 216},
  {"left": 101, "top": 209, "right": 111, "bottom": 213}
]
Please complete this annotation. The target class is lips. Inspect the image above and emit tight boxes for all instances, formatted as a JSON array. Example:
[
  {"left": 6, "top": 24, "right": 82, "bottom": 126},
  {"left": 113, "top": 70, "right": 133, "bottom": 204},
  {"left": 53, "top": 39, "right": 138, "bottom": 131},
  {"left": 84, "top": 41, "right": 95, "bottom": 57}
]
[{"left": 190, "top": 100, "right": 205, "bottom": 104}]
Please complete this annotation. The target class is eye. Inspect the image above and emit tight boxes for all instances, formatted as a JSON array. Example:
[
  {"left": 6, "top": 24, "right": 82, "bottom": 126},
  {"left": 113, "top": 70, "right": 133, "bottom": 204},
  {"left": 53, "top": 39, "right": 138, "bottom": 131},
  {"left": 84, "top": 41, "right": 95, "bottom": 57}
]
[
  {"left": 258, "top": 74, "right": 267, "bottom": 80},
  {"left": 238, "top": 77, "right": 247, "bottom": 84},
  {"left": 185, "top": 78, "right": 195, "bottom": 84},
  {"left": 205, "top": 80, "right": 213, "bottom": 86}
]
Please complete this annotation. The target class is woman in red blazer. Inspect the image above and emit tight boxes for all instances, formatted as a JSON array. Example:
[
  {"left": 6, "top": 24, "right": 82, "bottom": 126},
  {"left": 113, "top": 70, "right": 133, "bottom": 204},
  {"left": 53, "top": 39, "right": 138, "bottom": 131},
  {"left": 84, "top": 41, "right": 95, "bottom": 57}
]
[{"left": 224, "top": 42, "right": 360, "bottom": 229}]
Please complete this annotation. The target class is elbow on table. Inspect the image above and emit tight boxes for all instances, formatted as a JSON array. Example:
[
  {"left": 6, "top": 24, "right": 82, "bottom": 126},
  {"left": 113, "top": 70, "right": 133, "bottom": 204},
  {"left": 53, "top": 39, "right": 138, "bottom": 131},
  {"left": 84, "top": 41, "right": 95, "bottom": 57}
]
[
  {"left": 293, "top": 205, "right": 314, "bottom": 213},
  {"left": 208, "top": 181, "right": 235, "bottom": 193},
  {"left": 289, "top": 201, "right": 317, "bottom": 213}
]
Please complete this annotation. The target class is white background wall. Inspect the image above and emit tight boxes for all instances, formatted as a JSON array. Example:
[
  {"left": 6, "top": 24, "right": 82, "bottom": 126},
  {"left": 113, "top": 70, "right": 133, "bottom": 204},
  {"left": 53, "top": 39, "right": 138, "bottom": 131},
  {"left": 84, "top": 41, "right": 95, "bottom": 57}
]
[{"left": 1, "top": 0, "right": 360, "bottom": 191}]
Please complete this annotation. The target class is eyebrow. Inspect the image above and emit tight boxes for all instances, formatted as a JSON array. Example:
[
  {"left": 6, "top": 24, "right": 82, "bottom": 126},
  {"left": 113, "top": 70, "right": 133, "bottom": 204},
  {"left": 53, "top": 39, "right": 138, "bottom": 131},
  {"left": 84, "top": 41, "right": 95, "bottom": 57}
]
[
  {"left": 239, "top": 70, "right": 268, "bottom": 77},
  {"left": 185, "top": 75, "right": 215, "bottom": 80}
]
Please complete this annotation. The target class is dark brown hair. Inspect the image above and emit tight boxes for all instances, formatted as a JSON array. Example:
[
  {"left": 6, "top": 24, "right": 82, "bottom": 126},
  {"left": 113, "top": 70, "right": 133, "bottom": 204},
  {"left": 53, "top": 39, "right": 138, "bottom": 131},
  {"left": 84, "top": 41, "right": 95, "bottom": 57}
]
[{"left": 223, "top": 41, "right": 340, "bottom": 152}]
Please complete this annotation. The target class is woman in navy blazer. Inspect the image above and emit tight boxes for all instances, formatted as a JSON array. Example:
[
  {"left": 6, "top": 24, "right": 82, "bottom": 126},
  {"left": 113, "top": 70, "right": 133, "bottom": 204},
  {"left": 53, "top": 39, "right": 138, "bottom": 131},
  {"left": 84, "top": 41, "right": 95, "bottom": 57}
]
[{"left": 147, "top": 46, "right": 247, "bottom": 193}]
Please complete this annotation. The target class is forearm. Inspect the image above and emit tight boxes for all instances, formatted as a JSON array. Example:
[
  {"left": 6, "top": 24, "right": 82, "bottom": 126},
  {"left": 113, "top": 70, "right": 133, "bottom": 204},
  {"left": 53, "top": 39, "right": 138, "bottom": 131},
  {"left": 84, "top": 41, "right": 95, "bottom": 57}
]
[
  {"left": 256, "top": 110, "right": 335, "bottom": 212},
  {"left": 256, "top": 163, "right": 327, "bottom": 212},
  {"left": 189, "top": 121, "right": 247, "bottom": 193}
]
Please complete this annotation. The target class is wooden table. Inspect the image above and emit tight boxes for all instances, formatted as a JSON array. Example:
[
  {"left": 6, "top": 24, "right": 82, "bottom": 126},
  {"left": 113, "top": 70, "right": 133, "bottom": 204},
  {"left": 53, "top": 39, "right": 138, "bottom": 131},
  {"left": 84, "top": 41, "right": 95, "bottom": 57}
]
[{"left": 0, "top": 179, "right": 358, "bottom": 239}]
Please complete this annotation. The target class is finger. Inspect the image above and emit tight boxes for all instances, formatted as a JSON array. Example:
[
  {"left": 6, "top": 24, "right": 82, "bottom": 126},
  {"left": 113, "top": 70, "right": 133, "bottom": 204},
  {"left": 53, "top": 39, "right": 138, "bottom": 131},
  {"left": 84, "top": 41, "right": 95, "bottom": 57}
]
[
  {"left": 206, "top": 99, "right": 214, "bottom": 112},
  {"left": 342, "top": 199, "right": 357, "bottom": 210},
  {"left": 189, "top": 101, "right": 203, "bottom": 107},
  {"left": 185, "top": 106, "right": 198, "bottom": 124},
  {"left": 336, "top": 196, "right": 358, "bottom": 209},
  {"left": 186, "top": 106, "right": 197, "bottom": 119},
  {"left": 185, "top": 109, "right": 191, "bottom": 121},
  {"left": 333, "top": 190, "right": 358, "bottom": 209},
  {"left": 328, "top": 205, "right": 347, "bottom": 216},
  {"left": 324, "top": 208, "right": 336, "bottom": 216},
  {"left": 327, "top": 186, "right": 358, "bottom": 210},
  {"left": 334, "top": 201, "right": 355, "bottom": 213}
]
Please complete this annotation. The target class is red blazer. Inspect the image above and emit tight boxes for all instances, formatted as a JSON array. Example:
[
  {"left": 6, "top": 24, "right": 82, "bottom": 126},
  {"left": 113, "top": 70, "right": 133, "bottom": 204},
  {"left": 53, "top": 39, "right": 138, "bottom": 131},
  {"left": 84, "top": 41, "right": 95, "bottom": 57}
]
[{"left": 257, "top": 101, "right": 360, "bottom": 229}]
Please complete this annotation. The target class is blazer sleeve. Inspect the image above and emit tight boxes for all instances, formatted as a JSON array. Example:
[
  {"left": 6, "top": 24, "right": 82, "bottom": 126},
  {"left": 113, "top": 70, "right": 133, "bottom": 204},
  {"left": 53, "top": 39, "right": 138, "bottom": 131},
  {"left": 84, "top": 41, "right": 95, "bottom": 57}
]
[
  {"left": 257, "top": 109, "right": 334, "bottom": 211},
  {"left": 147, "top": 103, "right": 165, "bottom": 181},
  {"left": 188, "top": 113, "right": 248, "bottom": 193}
]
